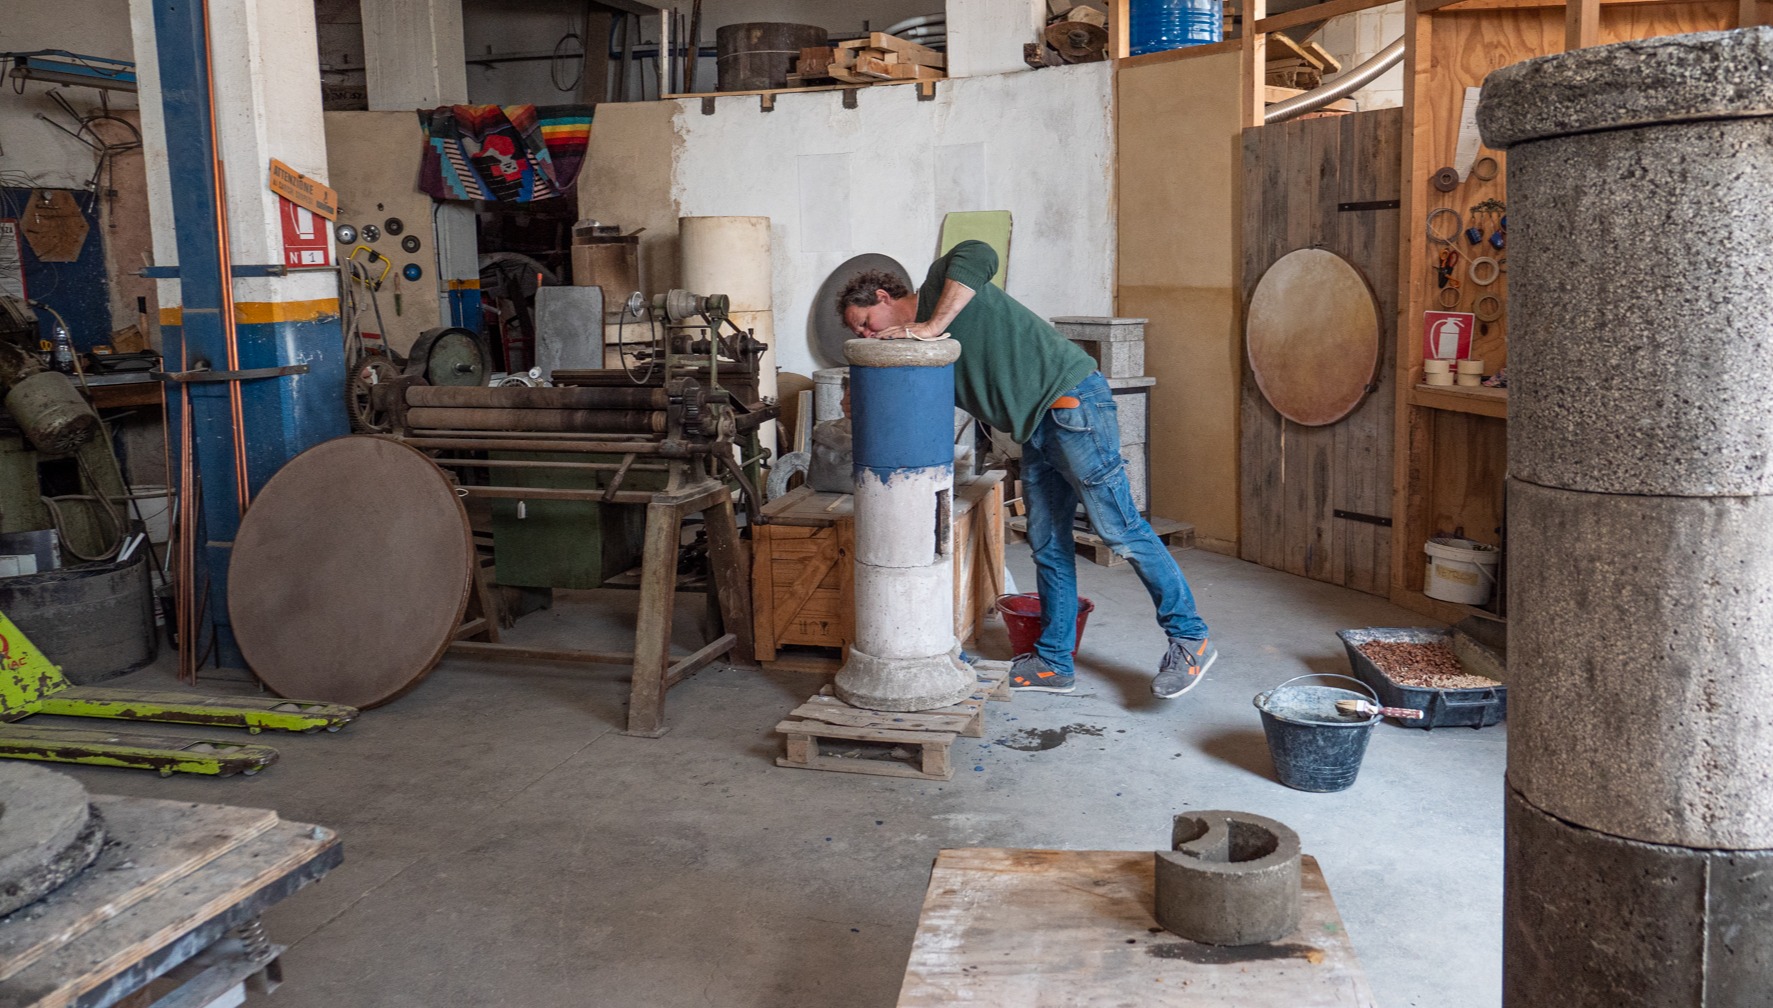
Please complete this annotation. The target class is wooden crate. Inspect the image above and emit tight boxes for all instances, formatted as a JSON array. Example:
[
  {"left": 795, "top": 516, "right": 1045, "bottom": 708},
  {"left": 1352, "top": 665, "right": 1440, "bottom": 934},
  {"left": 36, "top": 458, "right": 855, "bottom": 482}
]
[
  {"left": 751, "top": 474, "right": 1005, "bottom": 664},
  {"left": 775, "top": 663, "right": 1011, "bottom": 781}
]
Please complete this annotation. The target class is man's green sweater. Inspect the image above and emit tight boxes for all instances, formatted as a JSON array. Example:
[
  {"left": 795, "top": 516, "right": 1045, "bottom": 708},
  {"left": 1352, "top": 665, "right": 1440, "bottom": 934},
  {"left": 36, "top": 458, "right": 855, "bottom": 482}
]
[{"left": 916, "top": 241, "right": 1096, "bottom": 444}]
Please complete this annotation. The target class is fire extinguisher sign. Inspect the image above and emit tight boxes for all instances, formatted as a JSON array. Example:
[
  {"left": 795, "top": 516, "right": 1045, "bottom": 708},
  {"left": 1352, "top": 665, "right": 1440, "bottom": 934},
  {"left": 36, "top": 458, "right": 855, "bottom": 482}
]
[
  {"left": 1422, "top": 311, "right": 1475, "bottom": 360},
  {"left": 279, "top": 196, "right": 332, "bottom": 269}
]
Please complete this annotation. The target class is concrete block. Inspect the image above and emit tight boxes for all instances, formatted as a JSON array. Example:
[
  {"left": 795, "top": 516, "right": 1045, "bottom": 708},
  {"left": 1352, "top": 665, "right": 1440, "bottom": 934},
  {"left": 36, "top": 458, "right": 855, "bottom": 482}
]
[
  {"left": 1508, "top": 478, "right": 1773, "bottom": 848},
  {"left": 1122, "top": 450, "right": 1149, "bottom": 514},
  {"left": 1113, "top": 388, "right": 1148, "bottom": 447},
  {"left": 1154, "top": 810, "right": 1301, "bottom": 946},
  {"left": 1081, "top": 340, "right": 1144, "bottom": 379},
  {"left": 1050, "top": 316, "right": 1147, "bottom": 342},
  {"left": 1505, "top": 785, "right": 1773, "bottom": 1007},
  {"left": 1481, "top": 29, "right": 1773, "bottom": 496}
]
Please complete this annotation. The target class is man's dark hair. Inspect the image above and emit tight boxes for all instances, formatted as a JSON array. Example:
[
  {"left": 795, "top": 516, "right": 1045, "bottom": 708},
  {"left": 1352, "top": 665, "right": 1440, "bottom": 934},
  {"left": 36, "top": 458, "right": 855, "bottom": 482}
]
[{"left": 836, "top": 271, "right": 911, "bottom": 315}]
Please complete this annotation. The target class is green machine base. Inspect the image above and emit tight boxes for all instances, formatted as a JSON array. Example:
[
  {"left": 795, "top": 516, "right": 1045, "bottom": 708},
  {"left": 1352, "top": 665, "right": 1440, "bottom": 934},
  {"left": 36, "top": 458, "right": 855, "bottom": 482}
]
[{"left": 0, "top": 611, "right": 358, "bottom": 776}]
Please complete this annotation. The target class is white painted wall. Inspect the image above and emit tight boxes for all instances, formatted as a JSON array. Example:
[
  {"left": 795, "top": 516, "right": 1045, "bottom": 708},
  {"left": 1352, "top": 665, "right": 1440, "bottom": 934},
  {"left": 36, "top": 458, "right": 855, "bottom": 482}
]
[
  {"left": 0, "top": 0, "right": 139, "bottom": 190},
  {"left": 945, "top": 0, "right": 1042, "bottom": 77},
  {"left": 669, "top": 62, "right": 1114, "bottom": 377},
  {"left": 1317, "top": 1, "right": 1404, "bottom": 110}
]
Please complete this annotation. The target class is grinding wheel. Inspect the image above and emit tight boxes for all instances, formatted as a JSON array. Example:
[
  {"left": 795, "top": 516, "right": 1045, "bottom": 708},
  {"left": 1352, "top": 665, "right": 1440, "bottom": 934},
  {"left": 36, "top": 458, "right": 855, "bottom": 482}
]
[
  {"left": 809, "top": 254, "right": 915, "bottom": 370},
  {"left": 1045, "top": 21, "right": 1109, "bottom": 62},
  {"left": 1245, "top": 248, "right": 1380, "bottom": 427},
  {"left": 0, "top": 764, "right": 105, "bottom": 917},
  {"left": 229, "top": 436, "right": 473, "bottom": 708}
]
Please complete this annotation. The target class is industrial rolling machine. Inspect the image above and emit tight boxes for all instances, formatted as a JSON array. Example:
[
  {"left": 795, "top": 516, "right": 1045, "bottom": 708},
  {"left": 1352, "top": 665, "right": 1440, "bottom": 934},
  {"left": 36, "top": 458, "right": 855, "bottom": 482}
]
[{"left": 371, "top": 289, "right": 778, "bottom": 736}]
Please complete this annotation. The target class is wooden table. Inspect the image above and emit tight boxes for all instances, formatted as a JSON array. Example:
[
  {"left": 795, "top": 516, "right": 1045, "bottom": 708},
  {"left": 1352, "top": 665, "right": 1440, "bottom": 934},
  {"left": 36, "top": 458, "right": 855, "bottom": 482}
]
[
  {"left": 897, "top": 849, "right": 1377, "bottom": 1007},
  {"left": 0, "top": 795, "right": 340, "bottom": 1008}
]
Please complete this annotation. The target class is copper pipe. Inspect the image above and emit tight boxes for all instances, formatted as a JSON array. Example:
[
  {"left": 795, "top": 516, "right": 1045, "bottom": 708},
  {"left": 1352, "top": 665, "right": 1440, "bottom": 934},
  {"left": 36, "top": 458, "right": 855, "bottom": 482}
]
[{"left": 197, "top": 0, "right": 251, "bottom": 512}]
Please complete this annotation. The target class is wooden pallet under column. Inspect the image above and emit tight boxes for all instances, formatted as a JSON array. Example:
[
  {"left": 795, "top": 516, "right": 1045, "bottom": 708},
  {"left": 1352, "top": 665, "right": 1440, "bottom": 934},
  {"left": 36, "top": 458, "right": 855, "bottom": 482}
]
[{"left": 775, "top": 662, "right": 1012, "bottom": 782}]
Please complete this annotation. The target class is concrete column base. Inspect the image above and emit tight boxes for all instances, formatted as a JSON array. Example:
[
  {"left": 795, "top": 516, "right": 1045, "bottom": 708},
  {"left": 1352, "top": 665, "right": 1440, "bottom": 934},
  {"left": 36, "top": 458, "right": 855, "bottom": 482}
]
[
  {"left": 1505, "top": 785, "right": 1773, "bottom": 1006},
  {"left": 834, "top": 647, "right": 975, "bottom": 713}
]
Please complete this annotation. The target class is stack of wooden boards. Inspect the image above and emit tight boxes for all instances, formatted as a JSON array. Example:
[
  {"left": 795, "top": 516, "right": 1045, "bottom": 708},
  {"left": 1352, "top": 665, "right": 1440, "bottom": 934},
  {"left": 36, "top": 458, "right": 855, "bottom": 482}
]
[
  {"left": 790, "top": 33, "right": 946, "bottom": 86},
  {"left": 1266, "top": 32, "right": 1342, "bottom": 90}
]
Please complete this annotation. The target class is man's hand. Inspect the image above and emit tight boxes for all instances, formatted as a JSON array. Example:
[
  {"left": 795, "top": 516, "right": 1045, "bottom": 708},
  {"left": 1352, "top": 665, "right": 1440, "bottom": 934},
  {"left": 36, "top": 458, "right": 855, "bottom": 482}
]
[{"left": 878, "top": 321, "right": 942, "bottom": 341}]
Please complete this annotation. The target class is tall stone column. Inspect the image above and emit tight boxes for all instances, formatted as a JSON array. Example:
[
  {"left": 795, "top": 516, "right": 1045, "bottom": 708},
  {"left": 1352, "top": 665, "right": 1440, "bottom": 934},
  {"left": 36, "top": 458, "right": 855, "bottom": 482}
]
[
  {"left": 835, "top": 338, "right": 976, "bottom": 713},
  {"left": 1479, "top": 28, "right": 1773, "bottom": 1005}
]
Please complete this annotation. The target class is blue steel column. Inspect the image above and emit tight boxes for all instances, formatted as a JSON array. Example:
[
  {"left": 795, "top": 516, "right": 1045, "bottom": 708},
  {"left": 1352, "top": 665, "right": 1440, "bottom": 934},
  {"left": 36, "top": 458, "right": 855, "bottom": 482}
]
[{"left": 149, "top": 0, "right": 346, "bottom": 667}]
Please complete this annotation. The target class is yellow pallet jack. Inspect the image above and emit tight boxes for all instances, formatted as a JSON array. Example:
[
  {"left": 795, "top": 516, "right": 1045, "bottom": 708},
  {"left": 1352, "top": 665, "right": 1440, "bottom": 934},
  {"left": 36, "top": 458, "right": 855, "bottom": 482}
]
[{"left": 0, "top": 612, "right": 357, "bottom": 776}]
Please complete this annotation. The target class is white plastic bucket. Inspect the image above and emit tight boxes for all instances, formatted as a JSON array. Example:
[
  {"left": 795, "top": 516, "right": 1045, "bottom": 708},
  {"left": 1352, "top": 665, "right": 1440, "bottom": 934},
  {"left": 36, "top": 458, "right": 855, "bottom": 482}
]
[
  {"left": 1423, "top": 537, "right": 1500, "bottom": 605},
  {"left": 129, "top": 485, "right": 177, "bottom": 545}
]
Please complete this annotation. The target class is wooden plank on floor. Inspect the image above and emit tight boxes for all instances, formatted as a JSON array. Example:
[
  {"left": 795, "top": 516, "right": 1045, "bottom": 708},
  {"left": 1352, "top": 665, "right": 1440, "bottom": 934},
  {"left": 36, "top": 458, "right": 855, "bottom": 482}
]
[
  {"left": 0, "top": 817, "right": 336, "bottom": 1008},
  {"left": 0, "top": 797, "right": 277, "bottom": 982},
  {"left": 896, "top": 850, "right": 1377, "bottom": 1006}
]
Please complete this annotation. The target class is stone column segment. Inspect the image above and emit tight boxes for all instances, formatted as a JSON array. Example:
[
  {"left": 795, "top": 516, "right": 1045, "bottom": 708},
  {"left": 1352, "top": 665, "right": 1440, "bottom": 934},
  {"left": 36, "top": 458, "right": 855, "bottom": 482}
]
[{"left": 834, "top": 338, "right": 975, "bottom": 713}]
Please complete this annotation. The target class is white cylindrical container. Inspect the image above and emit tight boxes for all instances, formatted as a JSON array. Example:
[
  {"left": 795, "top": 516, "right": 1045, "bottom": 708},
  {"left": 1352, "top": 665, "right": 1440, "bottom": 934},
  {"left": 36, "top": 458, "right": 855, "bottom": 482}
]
[
  {"left": 812, "top": 367, "right": 847, "bottom": 421},
  {"left": 1457, "top": 359, "right": 1486, "bottom": 374},
  {"left": 680, "top": 217, "right": 778, "bottom": 445},
  {"left": 1425, "top": 372, "right": 1456, "bottom": 386},
  {"left": 1422, "top": 536, "right": 1499, "bottom": 605},
  {"left": 1423, "top": 359, "right": 1453, "bottom": 374},
  {"left": 835, "top": 337, "right": 975, "bottom": 712}
]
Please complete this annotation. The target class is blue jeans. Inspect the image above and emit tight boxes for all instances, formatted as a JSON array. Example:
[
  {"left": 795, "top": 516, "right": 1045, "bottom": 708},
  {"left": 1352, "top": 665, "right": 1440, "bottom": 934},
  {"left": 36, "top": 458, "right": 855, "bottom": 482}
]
[{"left": 1022, "top": 371, "right": 1208, "bottom": 674}]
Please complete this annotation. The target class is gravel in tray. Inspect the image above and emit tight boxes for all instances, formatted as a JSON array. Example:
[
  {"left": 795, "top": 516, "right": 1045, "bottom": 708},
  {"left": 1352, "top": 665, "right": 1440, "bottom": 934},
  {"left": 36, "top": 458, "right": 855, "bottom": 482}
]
[{"left": 1356, "top": 640, "right": 1500, "bottom": 690}]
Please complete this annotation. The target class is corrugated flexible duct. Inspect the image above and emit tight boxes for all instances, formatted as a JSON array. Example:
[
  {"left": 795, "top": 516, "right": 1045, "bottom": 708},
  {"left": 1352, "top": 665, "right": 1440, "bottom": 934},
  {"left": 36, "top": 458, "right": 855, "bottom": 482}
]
[{"left": 1264, "top": 37, "right": 1405, "bottom": 123}]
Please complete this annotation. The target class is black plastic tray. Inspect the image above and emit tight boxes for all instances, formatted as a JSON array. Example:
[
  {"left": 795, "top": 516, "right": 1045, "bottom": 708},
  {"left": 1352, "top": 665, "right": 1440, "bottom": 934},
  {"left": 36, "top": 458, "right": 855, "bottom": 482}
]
[{"left": 1337, "top": 627, "right": 1506, "bottom": 731}]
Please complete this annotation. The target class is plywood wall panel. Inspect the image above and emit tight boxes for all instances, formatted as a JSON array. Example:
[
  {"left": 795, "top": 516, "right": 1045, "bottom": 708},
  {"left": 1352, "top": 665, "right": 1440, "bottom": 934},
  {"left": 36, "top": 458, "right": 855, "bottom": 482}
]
[{"left": 1115, "top": 49, "right": 1244, "bottom": 555}]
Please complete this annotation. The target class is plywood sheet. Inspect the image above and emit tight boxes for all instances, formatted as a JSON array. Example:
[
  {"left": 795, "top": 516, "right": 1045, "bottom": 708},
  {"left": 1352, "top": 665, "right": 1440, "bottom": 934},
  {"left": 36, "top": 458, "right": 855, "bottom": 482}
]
[
  {"left": 1115, "top": 49, "right": 1245, "bottom": 554},
  {"left": 897, "top": 849, "right": 1376, "bottom": 1006}
]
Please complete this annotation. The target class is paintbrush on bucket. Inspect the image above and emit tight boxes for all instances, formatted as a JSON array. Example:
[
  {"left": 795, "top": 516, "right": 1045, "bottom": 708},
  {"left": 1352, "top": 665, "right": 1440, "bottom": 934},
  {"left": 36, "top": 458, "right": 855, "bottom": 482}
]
[{"left": 1336, "top": 698, "right": 1427, "bottom": 721}]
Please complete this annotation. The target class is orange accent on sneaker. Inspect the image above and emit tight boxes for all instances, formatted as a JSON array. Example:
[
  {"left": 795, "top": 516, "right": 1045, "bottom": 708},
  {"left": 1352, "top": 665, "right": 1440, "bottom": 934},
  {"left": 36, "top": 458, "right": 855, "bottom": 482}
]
[
  {"left": 1050, "top": 396, "right": 1081, "bottom": 409},
  {"left": 1037, "top": 670, "right": 1055, "bottom": 678},
  {"left": 1195, "top": 641, "right": 1209, "bottom": 656}
]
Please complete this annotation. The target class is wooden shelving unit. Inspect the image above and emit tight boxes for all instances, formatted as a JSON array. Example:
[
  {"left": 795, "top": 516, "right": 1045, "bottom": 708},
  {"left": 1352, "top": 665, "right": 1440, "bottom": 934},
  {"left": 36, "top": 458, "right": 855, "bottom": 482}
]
[{"left": 1387, "top": 0, "right": 1741, "bottom": 621}]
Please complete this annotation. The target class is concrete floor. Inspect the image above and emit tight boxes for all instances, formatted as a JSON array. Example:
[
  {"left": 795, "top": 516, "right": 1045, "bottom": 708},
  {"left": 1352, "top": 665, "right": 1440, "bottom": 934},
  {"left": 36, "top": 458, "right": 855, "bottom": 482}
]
[{"left": 54, "top": 545, "right": 1504, "bottom": 1007}]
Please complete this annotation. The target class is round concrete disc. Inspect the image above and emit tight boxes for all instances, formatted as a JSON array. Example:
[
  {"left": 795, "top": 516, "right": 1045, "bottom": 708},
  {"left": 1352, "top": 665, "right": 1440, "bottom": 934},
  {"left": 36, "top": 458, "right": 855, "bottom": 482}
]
[
  {"left": 809, "top": 254, "right": 915, "bottom": 369},
  {"left": 230, "top": 436, "right": 472, "bottom": 708},
  {"left": 0, "top": 763, "right": 105, "bottom": 917},
  {"left": 1246, "top": 248, "right": 1380, "bottom": 427}
]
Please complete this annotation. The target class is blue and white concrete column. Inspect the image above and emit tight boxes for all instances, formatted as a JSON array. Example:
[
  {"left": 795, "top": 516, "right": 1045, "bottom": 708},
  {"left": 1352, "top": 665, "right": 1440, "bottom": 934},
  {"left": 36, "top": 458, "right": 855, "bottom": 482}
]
[
  {"left": 130, "top": 0, "right": 347, "bottom": 664},
  {"left": 835, "top": 338, "right": 975, "bottom": 713}
]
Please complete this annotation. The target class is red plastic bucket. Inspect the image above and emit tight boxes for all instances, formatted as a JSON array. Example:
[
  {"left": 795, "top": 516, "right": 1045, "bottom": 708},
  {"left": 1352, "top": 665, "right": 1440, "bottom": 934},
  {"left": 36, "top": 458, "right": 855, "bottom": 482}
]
[{"left": 996, "top": 593, "right": 1094, "bottom": 657}]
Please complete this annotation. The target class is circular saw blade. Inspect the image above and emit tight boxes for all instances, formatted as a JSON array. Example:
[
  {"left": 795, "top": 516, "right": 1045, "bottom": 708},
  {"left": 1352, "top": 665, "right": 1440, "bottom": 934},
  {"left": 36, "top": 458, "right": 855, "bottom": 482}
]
[{"left": 810, "top": 254, "right": 916, "bottom": 370}]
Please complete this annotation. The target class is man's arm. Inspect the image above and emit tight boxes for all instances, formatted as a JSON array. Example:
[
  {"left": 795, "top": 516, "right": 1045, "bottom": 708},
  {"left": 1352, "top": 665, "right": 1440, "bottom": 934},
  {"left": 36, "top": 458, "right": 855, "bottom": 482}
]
[{"left": 898, "top": 278, "right": 975, "bottom": 340}]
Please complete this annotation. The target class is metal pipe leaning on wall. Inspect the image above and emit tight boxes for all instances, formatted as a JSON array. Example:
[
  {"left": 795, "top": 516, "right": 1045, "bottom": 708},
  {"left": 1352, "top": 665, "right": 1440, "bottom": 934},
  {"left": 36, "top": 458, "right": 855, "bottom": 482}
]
[
  {"left": 1264, "top": 38, "right": 1404, "bottom": 124},
  {"left": 1479, "top": 28, "right": 1773, "bottom": 1006}
]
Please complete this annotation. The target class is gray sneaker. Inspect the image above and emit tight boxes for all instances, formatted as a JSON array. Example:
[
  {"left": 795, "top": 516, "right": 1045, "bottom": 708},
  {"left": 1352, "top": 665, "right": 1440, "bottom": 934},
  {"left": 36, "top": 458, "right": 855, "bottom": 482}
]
[
  {"left": 1153, "top": 637, "right": 1217, "bottom": 698},
  {"left": 1008, "top": 653, "right": 1076, "bottom": 694}
]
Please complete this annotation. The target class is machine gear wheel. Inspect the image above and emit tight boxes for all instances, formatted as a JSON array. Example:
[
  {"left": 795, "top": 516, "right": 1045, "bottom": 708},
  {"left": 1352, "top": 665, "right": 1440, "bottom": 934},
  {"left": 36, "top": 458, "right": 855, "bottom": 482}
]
[{"left": 348, "top": 356, "right": 401, "bottom": 433}]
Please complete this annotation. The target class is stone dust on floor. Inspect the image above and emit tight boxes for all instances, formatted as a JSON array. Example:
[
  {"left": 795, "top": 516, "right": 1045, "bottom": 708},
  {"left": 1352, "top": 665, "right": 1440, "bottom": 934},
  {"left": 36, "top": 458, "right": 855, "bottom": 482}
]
[{"left": 47, "top": 545, "right": 1502, "bottom": 1008}]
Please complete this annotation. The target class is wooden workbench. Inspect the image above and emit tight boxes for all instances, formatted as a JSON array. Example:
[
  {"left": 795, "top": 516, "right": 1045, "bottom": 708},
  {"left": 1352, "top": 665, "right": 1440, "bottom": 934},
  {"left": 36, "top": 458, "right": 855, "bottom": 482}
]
[
  {"left": 0, "top": 795, "right": 340, "bottom": 1008},
  {"left": 897, "top": 849, "right": 1377, "bottom": 1007}
]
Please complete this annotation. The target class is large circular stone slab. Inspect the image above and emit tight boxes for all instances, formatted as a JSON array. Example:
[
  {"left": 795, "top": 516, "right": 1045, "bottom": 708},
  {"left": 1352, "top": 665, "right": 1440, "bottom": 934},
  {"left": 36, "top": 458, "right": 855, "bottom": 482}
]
[
  {"left": 1246, "top": 248, "right": 1379, "bottom": 427},
  {"left": 230, "top": 436, "right": 472, "bottom": 708},
  {"left": 0, "top": 763, "right": 104, "bottom": 917},
  {"left": 810, "top": 254, "right": 915, "bottom": 370}
]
